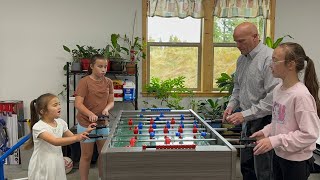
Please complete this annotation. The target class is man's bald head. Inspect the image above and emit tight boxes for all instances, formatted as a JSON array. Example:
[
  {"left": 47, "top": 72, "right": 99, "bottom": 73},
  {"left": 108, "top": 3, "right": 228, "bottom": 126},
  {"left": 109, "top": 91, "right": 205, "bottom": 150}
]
[
  {"left": 234, "top": 22, "right": 259, "bottom": 37},
  {"left": 233, "top": 22, "right": 260, "bottom": 55}
]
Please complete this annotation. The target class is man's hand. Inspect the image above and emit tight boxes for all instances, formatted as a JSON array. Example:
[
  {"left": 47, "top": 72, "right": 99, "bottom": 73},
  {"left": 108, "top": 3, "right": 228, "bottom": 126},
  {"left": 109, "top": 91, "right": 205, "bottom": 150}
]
[
  {"left": 222, "top": 107, "right": 233, "bottom": 123},
  {"left": 226, "top": 112, "right": 244, "bottom": 125}
]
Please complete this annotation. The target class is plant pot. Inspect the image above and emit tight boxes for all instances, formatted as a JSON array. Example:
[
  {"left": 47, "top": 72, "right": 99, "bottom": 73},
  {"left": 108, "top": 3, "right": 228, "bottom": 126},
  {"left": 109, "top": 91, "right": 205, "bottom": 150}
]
[
  {"left": 107, "top": 60, "right": 111, "bottom": 72},
  {"left": 130, "top": 49, "right": 136, "bottom": 61},
  {"left": 81, "top": 58, "right": 90, "bottom": 71},
  {"left": 71, "top": 62, "right": 81, "bottom": 71},
  {"left": 110, "top": 61, "right": 124, "bottom": 72},
  {"left": 126, "top": 62, "right": 136, "bottom": 75}
]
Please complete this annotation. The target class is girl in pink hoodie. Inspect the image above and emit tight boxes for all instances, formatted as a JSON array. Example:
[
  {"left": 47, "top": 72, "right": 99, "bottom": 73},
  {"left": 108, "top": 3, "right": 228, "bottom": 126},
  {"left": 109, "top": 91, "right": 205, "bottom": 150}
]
[{"left": 251, "top": 42, "right": 320, "bottom": 180}]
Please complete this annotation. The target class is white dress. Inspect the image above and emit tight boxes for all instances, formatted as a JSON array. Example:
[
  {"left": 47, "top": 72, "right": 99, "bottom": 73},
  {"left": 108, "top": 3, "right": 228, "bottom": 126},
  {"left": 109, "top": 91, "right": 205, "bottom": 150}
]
[{"left": 28, "top": 118, "right": 68, "bottom": 180}]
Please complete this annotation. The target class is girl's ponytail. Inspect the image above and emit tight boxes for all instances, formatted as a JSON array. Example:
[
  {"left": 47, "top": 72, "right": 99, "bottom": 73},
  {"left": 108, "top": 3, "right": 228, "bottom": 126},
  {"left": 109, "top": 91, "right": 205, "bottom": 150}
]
[{"left": 24, "top": 99, "right": 39, "bottom": 150}]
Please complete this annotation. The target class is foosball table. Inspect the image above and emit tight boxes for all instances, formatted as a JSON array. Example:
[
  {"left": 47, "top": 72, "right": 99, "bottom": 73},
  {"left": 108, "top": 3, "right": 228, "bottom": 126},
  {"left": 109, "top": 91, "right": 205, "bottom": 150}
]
[{"left": 101, "top": 109, "right": 237, "bottom": 180}]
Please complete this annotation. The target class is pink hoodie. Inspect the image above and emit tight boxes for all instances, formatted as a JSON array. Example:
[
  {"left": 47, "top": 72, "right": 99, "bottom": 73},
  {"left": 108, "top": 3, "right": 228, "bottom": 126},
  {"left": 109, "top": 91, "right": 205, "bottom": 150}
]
[{"left": 261, "top": 82, "right": 320, "bottom": 161}]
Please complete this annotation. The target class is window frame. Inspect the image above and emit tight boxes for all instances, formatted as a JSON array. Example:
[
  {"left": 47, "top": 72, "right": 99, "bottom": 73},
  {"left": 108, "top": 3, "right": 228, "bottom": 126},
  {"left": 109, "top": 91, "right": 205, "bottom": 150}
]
[{"left": 142, "top": 0, "right": 276, "bottom": 97}]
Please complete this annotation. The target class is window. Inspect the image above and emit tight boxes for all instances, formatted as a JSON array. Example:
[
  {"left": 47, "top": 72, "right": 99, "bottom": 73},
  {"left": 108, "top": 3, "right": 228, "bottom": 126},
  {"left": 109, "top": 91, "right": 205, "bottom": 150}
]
[
  {"left": 213, "top": 17, "right": 265, "bottom": 88},
  {"left": 147, "top": 17, "right": 201, "bottom": 89},
  {"left": 142, "top": 0, "right": 275, "bottom": 96}
]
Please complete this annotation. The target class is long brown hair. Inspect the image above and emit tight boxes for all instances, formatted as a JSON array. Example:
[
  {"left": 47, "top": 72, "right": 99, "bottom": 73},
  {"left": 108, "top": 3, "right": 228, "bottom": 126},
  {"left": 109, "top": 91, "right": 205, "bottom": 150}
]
[
  {"left": 24, "top": 93, "right": 57, "bottom": 150},
  {"left": 87, "top": 54, "right": 107, "bottom": 75},
  {"left": 279, "top": 42, "right": 320, "bottom": 116}
]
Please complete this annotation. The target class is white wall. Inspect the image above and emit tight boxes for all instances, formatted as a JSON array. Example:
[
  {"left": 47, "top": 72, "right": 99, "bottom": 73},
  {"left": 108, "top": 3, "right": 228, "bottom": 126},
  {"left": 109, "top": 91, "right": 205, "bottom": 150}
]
[
  {"left": 275, "top": 0, "right": 320, "bottom": 77},
  {"left": 1, "top": 0, "right": 320, "bottom": 123},
  {"left": 0, "top": 0, "right": 142, "bottom": 122}
]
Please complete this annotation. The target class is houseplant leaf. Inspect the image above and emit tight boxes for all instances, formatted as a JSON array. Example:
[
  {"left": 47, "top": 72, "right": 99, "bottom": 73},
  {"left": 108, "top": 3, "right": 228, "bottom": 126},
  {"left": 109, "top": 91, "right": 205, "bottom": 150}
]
[{"left": 265, "top": 37, "right": 273, "bottom": 48}]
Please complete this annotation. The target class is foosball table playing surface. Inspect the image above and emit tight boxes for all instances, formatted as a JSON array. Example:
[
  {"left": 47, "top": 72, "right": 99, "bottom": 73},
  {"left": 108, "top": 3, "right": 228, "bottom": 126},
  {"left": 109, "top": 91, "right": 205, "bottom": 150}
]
[{"left": 101, "top": 109, "right": 237, "bottom": 180}]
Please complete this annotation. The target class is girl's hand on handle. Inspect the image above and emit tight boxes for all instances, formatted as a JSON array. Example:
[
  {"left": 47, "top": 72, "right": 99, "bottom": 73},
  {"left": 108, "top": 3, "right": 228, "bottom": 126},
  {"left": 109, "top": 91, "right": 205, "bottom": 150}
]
[
  {"left": 253, "top": 137, "right": 273, "bottom": 155},
  {"left": 76, "top": 132, "right": 90, "bottom": 141},
  {"left": 250, "top": 131, "right": 265, "bottom": 141},
  {"left": 102, "top": 109, "right": 109, "bottom": 116},
  {"left": 88, "top": 113, "right": 98, "bottom": 122},
  {"left": 87, "top": 123, "right": 97, "bottom": 133}
]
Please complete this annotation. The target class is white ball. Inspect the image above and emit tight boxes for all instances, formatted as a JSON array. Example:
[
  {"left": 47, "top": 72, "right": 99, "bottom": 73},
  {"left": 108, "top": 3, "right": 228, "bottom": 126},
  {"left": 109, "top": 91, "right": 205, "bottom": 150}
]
[{"left": 63, "top": 156, "right": 73, "bottom": 174}]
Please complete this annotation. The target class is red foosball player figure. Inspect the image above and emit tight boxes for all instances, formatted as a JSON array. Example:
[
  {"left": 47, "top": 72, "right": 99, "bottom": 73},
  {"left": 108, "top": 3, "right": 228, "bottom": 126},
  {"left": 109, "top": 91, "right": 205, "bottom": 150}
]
[
  {"left": 178, "top": 126, "right": 183, "bottom": 133},
  {"left": 129, "top": 137, "right": 136, "bottom": 147},
  {"left": 193, "top": 126, "right": 198, "bottom": 139},
  {"left": 128, "top": 119, "right": 133, "bottom": 130},
  {"left": 133, "top": 126, "right": 138, "bottom": 139},
  {"left": 165, "top": 137, "right": 171, "bottom": 144},
  {"left": 150, "top": 117, "right": 154, "bottom": 125},
  {"left": 163, "top": 126, "right": 169, "bottom": 134}
]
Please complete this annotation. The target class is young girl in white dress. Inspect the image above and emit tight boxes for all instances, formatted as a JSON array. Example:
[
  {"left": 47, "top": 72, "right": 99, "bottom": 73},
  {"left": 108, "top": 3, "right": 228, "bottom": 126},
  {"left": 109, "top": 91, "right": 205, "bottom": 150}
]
[{"left": 24, "top": 93, "right": 96, "bottom": 180}]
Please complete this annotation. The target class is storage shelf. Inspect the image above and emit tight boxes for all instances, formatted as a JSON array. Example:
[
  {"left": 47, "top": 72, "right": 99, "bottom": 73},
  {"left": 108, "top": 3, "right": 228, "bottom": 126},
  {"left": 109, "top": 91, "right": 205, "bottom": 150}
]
[{"left": 70, "top": 70, "right": 136, "bottom": 76}]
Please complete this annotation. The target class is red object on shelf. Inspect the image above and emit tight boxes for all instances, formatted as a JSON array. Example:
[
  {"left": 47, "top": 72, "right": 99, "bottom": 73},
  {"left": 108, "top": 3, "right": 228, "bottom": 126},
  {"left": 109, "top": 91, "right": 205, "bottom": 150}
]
[
  {"left": 81, "top": 58, "right": 90, "bottom": 71},
  {"left": 106, "top": 60, "right": 111, "bottom": 71}
]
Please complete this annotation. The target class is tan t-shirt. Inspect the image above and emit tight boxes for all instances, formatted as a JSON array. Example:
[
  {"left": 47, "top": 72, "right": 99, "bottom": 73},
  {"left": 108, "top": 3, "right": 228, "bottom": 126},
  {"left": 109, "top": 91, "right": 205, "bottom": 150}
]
[{"left": 75, "top": 76, "right": 114, "bottom": 127}]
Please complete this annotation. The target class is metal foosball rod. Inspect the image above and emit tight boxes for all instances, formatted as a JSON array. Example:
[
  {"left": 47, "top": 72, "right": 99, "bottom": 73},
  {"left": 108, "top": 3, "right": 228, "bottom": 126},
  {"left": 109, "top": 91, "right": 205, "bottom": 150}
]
[
  {"left": 121, "top": 114, "right": 193, "bottom": 118},
  {"left": 113, "top": 132, "right": 207, "bottom": 137},
  {"left": 120, "top": 117, "right": 195, "bottom": 121},
  {"left": 111, "top": 138, "right": 217, "bottom": 143},
  {"left": 225, "top": 137, "right": 257, "bottom": 149},
  {"left": 134, "top": 128, "right": 206, "bottom": 132},
  {"left": 119, "top": 120, "right": 198, "bottom": 124},
  {"left": 119, "top": 124, "right": 202, "bottom": 128}
]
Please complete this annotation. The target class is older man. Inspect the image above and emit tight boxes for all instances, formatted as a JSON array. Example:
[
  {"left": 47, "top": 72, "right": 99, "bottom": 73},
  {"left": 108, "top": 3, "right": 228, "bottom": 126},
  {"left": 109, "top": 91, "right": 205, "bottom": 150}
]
[{"left": 223, "top": 22, "right": 279, "bottom": 180}]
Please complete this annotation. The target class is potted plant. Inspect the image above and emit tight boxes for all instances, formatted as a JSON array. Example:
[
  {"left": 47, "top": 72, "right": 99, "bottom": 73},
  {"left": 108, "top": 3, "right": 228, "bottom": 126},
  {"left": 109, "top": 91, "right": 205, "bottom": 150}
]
[
  {"left": 143, "top": 76, "right": 193, "bottom": 110},
  {"left": 63, "top": 45, "right": 102, "bottom": 71},
  {"left": 123, "top": 34, "right": 146, "bottom": 75},
  {"left": 63, "top": 45, "right": 82, "bottom": 71},
  {"left": 197, "top": 98, "right": 228, "bottom": 121},
  {"left": 216, "top": 72, "right": 234, "bottom": 95},
  {"left": 196, "top": 72, "right": 233, "bottom": 122},
  {"left": 103, "top": 34, "right": 129, "bottom": 72}
]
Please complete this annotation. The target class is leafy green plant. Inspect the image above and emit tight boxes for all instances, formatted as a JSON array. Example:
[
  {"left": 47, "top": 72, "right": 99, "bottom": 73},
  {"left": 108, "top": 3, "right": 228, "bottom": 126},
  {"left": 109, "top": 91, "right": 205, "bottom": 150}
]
[
  {"left": 62, "top": 45, "right": 102, "bottom": 71},
  {"left": 265, "top": 35, "right": 293, "bottom": 49},
  {"left": 143, "top": 76, "right": 193, "bottom": 110},
  {"left": 216, "top": 73, "right": 234, "bottom": 95},
  {"left": 104, "top": 33, "right": 146, "bottom": 63},
  {"left": 123, "top": 34, "right": 146, "bottom": 62},
  {"left": 103, "top": 34, "right": 129, "bottom": 59},
  {"left": 196, "top": 72, "right": 234, "bottom": 120},
  {"left": 197, "top": 98, "right": 228, "bottom": 120},
  {"left": 63, "top": 45, "right": 102, "bottom": 62}
]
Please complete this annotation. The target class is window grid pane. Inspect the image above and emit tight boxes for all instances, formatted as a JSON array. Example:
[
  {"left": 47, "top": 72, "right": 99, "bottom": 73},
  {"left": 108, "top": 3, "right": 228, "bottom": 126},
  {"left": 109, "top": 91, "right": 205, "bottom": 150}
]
[
  {"left": 149, "top": 46, "right": 199, "bottom": 89},
  {"left": 213, "top": 47, "right": 240, "bottom": 89}
]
